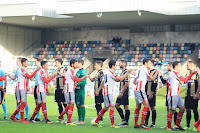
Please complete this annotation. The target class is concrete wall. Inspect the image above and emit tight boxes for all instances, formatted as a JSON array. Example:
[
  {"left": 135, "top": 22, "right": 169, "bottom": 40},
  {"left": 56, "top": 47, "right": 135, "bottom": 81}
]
[
  {"left": 0, "top": 23, "right": 41, "bottom": 57},
  {"left": 42, "top": 29, "right": 200, "bottom": 44}
]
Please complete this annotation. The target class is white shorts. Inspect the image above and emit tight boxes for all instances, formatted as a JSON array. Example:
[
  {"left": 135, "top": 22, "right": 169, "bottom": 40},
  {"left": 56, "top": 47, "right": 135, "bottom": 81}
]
[
  {"left": 168, "top": 96, "right": 184, "bottom": 110},
  {"left": 64, "top": 92, "right": 75, "bottom": 104},
  {"left": 37, "top": 92, "right": 46, "bottom": 104},
  {"left": 103, "top": 94, "right": 114, "bottom": 107},
  {"left": 134, "top": 90, "right": 148, "bottom": 104},
  {"left": 16, "top": 90, "right": 27, "bottom": 103}
]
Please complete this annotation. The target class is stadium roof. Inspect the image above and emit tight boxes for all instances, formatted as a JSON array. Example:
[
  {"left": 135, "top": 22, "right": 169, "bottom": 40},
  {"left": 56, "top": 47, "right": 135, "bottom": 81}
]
[{"left": 0, "top": 0, "right": 200, "bottom": 29}]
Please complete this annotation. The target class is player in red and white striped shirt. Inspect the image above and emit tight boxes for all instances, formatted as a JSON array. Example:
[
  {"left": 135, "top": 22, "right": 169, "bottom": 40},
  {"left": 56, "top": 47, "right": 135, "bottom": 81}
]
[
  {"left": 93, "top": 60, "right": 133, "bottom": 128},
  {"left": 57, "top": 59, "right": 88, "bottom": 125},
  {"left": 167, "top": 61, "right": 195, "bottom": 131},
  {"left": 30, "top": 61, "right": 56, "bottom": 124},
  {"left": 10, "top": 58, "right": 40, "bottom": 123},
  {"left": 133, "top": 58, "right": 158, "bottom": 129}
]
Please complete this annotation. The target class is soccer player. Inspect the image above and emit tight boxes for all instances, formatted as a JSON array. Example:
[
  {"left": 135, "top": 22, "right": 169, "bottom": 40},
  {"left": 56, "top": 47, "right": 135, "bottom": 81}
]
[
  {"left": 8, "top": 57, "right": 29, "bottom": 120},
  {"left": 54, "top": 58, "right": 67, "bottom": 119},
  {"left": 74, "top": 59, "right": 87, "bottom": 124},
  {"left": 32, "top": 57, "right": 42, "bottom": 121},
  {"left": 115, "top": 60, "right": 130, "bottom": 127},
  {"left": 184, "top": 61, "right": 199, "bottom": 131},
  {"left": 160, "top": 62, "right": 177, "bottom": 128},
  {"left": 144, "top": 60, "right": 158, "bottom": 128},
  {"left": 0, "top": 61, "right": 7, "bottom": 120},
  {"left": 30, "top": 61, "right": 56, "bottom": 124},
  {"left": 57, "top": 59, "right": 88, "bottom": 125},
  {"left": 10, "top": 58, "right": 40, "bottom": 123},
  {"left": 166, "top": 61, "right": 195, "bottom": 131},
  {"left": 93, "top": 60, "right": 133, "bottom": 128},
  {"left": 133, "top": 58, "right": 158, "bottom": 129},
  {"left": 88, "top": 60, "right": 104, "bottom": 126}
]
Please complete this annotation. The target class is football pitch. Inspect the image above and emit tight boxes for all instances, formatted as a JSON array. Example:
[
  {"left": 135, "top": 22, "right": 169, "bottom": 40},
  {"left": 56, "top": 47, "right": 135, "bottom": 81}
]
[{"left": 0, "top": 88, "right": 199, "bottom": 133}]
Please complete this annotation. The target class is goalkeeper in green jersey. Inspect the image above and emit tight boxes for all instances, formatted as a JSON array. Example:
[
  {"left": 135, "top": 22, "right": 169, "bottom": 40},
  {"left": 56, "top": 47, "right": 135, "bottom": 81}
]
[{"left": 73, "top": 59, "right": 87, "bottom": 124}]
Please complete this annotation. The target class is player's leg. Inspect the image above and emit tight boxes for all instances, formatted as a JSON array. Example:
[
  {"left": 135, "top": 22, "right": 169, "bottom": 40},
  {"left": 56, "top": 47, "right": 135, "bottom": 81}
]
[
  {"left": 192, "top": 98, "right": 199, "bottom": 131},
  {"left": 160, "top": 95, "right": 169, "bottom": 128},
  {"left": 115, "top": 101, "right": 125, "bottom": 125},
  {"left": 193, "top": 99, "right": 200, "bottom": 132},
  {"left": 58, "top": 92, "right": 69, "bottom": 122},
  {"left": 95, "top": 92, "right": 104, "bottom": 125},
  {"left": 15, "top": 89, "right": 20, "bottom": 120},
  {"left": 1, "top": 91, "right": 7, "bottom": 120},
  {"left": 124, "top": 105, "right": 130, "bottom": 126},
  {"left": 150, "top": 95, "right": 156, "bottom": 128},
  {"left": 74, "top": 94, "right": 81, "bottom": 123},
  {"left": 174, "top": 96, "right": 185, "bottom": 131},
  {"left": 66, "top": 92, "right": 75, "bottom": 125},
  {"left": 25, "top": 103, "right": 29, "bottom": 120},
  {"left": 79, "top": 95, "right": 85, "bottom": 124},
  {"left": 134, "top": 91, "right": 142, "bottom": 128},
  {"left": 34, "top": 86, "right": 40, "bottom": 121},
  {"left": 108, "top": 94, "right": 118, "bottom": 128},
  {"left": 166, "top": 96, "right": 176, "bottom": 130},
  {"left": 19, "top": 90, "right": 28, "bottom": 123},
  {"left": 144, "top": 95, "right": 150, "bottom": 126}
]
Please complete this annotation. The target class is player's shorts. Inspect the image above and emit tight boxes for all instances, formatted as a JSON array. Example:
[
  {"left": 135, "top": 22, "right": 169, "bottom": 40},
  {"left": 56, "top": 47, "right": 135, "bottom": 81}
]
[
  {"left": 64, "top": 92, "right": 75, "bottom": 104},
  {"left": 116, "top": 93, "right": 129, "bottom": 105},
  {"left": 167, "top": 96, "right": 184, "bottom": 110},
  {"left": 0, "top": 89, "right": 5, "bottom": 104},
  {"left": 95, "top": 91, "right": 104, "bottom": 104},
  {"left": 75, "top": 94, "right": 85, "bottom": 106},
  {"left": 165, "top": 95, "right": 168, "bottom": 106},
  {"left": 55, "top": 89, "right": 65, "bottom": 102},
  {"left": 147, "top": 94, "right": 156, "bottom": 107},
  {"left": 185, "top": 96, "right": 198, "bottom": 110},
  {"left": 103, "top": 94, "right": 114, "bottom": 107},
  {"left": 37, "top": 92, "right": 46, "bottom": 104},
  {"left": 134, "top": 90, "right": 148, "bottom": 104},
  {"left": 34, "top": 86, "right": 38, "bottom": 100},
  {"left": 16, "top": 90, "right": 27, "bottom": 103}
]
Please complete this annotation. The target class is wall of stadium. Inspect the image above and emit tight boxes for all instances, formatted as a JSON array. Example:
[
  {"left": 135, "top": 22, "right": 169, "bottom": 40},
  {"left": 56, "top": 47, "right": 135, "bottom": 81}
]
[{"left": 42, "top": 29, "right": 200, "bottom": 44}]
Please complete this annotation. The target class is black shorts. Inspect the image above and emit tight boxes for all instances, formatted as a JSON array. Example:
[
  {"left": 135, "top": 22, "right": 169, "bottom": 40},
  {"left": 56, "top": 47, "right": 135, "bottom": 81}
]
[
  {"left": 0, "top": 90, "right": 5, "bottom": 104},
  {"left": 95, "top": 91, "right": 104, "bottom": 104},
  {"left": 185, "top": 96, "right": 198, "bottom": 110},
  {"left": 34, "top": 86, "right": 38, "bottom": 100},
  {"left": 55, "top": 89, "right": 65, "bottom": 102},
  {"left": 147, "top": 94, "right": 156, "bottom": 108},
  {"left": 165, "top": 95, "right": 168, "bottom": 106},
  {"left": 116, "top": 94, "right": 129, "bottom": 105}
]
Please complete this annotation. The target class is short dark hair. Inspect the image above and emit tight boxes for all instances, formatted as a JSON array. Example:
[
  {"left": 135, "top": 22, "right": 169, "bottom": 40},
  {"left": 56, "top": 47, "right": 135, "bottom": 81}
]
[
  {"left": 143, "top": 58, "right": 151, "bottom": 65},
  {"left": 35, "top": 57, "right": 42, "bottom": 62},
  {"left": 17, "top": 57, "right": 23, "bottom": 60},
  {"left": 78, "top": 58, "right": 84, "bottom": 65},
  {"left": 95, "top": 60, "right": 103, "bottom": 67},
  {"left": 173, "top": 61, "right": 180, "bottom": 69},
  {"left": 21, "top": 58, "right": 28, "bottom": 64},
  {"left": 70, "top": 58, "right": 77, "bottom": 67},
  {"left": 41, "top": 61, "right": 48, "bottom": 67},
  {"left": 108, "top": 60, "right": 116, "bottom": 68},
  {"left": 168, "top": 62, "right": 173, "bottom": 66},
  {"left": 55, "top": 58, "right": 63, "bottom": 65},
  {"left": 120, "top": 60, "right": 127, "bottom": 66}
]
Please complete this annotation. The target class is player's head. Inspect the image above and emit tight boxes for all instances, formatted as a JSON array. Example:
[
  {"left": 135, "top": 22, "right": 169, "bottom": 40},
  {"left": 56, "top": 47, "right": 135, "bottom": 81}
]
[
  {"left": 70, "top": 58, "right": 77, "bottom": 69},
  {"left": 17, "top": 57, "right": 22, "bottom": 67},
  {"left": 77, "top": 58, "right": 84, "bottom": 69},
  {"left": 55, "top": 58, "right": 63, "bottom": 67},
  {"left": 119, "top": 60, "right": 127, "bottom": 69},
  {"left": 21, "top": 58, "right": 28, "bottom": 68},
  {"left": 34, "top": 57, "right": 42, "bottom": 67},
  {"left": 109, "top": 60, "right": 117, "bottom": 70},
  {"left": 187, "top": 61, "right": 194, "bottom": 71},
  {"left": 143, "top": 58, "right": 152, "bottom": 69},
  {"left": 173, "top": 61, "right": 180, "bottom": 71},
  {"left": 94, "top": 60, "right": 103, "bottom": 70},
  {"left": 149, "top": 60, "right": 154, "bottom": 69},
  {"left": 41, "top": 61, "right": 48, "bottom": 69},
  {"left": 167, "top": 62, "right": 173, "bottom": 72}
]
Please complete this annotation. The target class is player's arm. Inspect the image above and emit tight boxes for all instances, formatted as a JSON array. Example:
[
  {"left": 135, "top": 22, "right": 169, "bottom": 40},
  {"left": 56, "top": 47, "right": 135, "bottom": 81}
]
[
  {"left": 42, "top": 73, "right": 56, "bottom": 84},
  {"left": 133, "top": 78, "right": 136, "bottom": 85},
  {"left": 148, "top": 70, "right": 159, "bottom": 81},
  {"left": 160, "top": 75, "right": 167, "bottom": 84},
  {"left": 88, "top": 74, "right": 95, "bottom": 82},
  {"left": 114, "top": 69, "right": 133, "bottom": 82},
  {"left": 96, "top": 80, "right": 104, "bottom": 96},
  {"left": 0, "top": 75, "right": 7, "bottom": 81},
  {"left": 21, "top": 68, "right": 38, "bottom": 79},
  {"left": 174, "top": 71, "right": 193, "bottom": 82}
]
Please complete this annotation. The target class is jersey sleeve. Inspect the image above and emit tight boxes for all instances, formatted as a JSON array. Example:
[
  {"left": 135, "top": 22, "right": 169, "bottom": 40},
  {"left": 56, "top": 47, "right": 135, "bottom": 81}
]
[
  {"left": 0, "top": 75, "right": 7, "bottom": 81},
  {"left": 21, "top": 68, "right": 38, "bottom": 79},
  {"left": 173, "top": 71, "right": 193, "bottom": 82},
  {"left": 109, "top": 70, "right": 118, "bottom": 80},
  {"left": 77, "top": 69, "right": 87, "bottom": 86},
  {"left": 145, "top": 68, "right": 151, "bottom": 77},
  {"left": 70, "top": 69, "right": 83, "bottom": 83},
  {"left": 40, "top": 70, "right": 54, "bottom": 84}
]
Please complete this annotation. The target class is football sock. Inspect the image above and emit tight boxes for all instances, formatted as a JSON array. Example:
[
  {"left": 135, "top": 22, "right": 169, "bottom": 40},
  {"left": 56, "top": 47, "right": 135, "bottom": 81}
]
[
  {"left": 134, "top": 108, "right": 140, "bottom": 126},
  {"left": 41, "top": 104, "right": 48, "bottom": 120},
  {"left": 36, "top": 107, "right": 40, "bottom": 119},
  {"left": 95, "top": 108, "right": 107, "bottom": 123},
  {"left": 167, "top": 113, "right": 173, "bottom": 128},
  {"left": 174, "top": 112, "right": 177, "bottom": 125},
  {"left": 58, "top": 104, "right": 63, "bottom": 114},
  {"left": 67, "top": 106, "right": 74, "bottom": 123},
  {"left": 145, "top": 110, "right": 150, "bottom": 125},
  {"left": 109, "top": 109, "right": 114, "bottom": 126},
  {"left": 16, "top": 105, "right": 20, "bottom": 119},
  {"left": 125, "top": 110, "right": 130, "bottom": 123},
  {"left": 176, "top": 111, "right": 184, "bottom": 126},
  {"left": 152, "top": 110, "right": 156, "bottom": 125},
  {"left": 59, "top": 106, "right": 69, "bottom": 119},
  {"left": 141, "top": 107, "right": 149, "bottom": 125},
  {"left": 117, "top": 107, "right": 125, "bottom": 121},
  {"left": 20, "top": 103, "right": 26, "bottom": 120},
  {"left": 32, "top": 104, "right": 41, "bottom": 119},
  {"left": 2, "top": 103, "right": 7, "bottom": 117},
  {"left": 194, "top": 110, "right": 199, "bottom": 122},
  {"left": 81, "top": 107, "right": 85, "bottom": 122},
  {"left": 77, "top": 107, "right": 81, "bottom": 121},
  {"left": 25, "top": 104, "right": 29, "bottom": 118},
  {"left": 186, "top": 110, "right": 191, "bottom": 127},
  {"left": 95, "top": 103, "right": 102, "bottom": 120}
]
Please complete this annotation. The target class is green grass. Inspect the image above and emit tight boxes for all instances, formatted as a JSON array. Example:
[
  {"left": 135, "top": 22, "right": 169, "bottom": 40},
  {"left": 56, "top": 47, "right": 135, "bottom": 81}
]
[{"left": 0, "top": 88, "right": 199, "bottom": 133}]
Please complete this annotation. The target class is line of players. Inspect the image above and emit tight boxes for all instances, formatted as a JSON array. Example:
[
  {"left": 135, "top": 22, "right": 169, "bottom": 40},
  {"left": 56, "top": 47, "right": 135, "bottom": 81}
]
[{"left": 0, "top": 57, "right": 200, "bottom": 131}]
